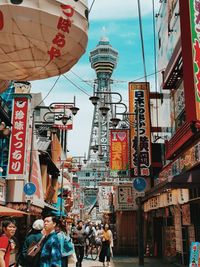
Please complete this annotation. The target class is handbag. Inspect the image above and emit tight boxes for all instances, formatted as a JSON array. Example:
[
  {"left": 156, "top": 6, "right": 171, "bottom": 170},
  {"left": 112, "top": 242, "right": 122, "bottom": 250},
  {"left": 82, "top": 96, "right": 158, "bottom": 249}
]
[
  {"left": 27, "top": 235, "right": 45, "bottom": 258},
  {"left": 63, "top": 236, "right": 74, "bottom": 256},
  {"left": 68, "top": 252, "right": 77, "bottom": 264}
]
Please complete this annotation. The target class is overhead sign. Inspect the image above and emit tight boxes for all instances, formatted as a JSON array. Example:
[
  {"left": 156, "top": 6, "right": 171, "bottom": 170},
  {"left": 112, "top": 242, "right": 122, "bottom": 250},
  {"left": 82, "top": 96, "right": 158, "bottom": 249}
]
[
  {"left": 23, "top": 182, "right": 36, "bottom": 196},
  {"left": 133, "top": 177, "right": 147, "bottom": 192}
]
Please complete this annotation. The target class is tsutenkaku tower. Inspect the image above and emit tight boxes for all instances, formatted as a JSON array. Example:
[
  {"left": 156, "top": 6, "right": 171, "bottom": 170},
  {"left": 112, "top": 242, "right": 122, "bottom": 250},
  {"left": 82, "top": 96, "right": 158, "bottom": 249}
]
[{"left": 88, "top": 37, "right": 118, "bottom": 162}]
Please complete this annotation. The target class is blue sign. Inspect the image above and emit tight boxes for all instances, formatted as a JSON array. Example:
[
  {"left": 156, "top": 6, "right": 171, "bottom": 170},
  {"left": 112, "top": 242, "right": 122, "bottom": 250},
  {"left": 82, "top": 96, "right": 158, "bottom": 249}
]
[
  {"left": 133, "top": 177, "right": 146, "bottom": 192},
  {"left": 23, "top": 182, "right": 36, "bottom": 196}
]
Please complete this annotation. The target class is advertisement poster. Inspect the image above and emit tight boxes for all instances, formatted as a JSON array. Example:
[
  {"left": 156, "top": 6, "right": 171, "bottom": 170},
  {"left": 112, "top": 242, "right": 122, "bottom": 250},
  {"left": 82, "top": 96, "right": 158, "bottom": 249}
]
[{"left": 189, "top": 242, "right": 200, "bottom": 267}]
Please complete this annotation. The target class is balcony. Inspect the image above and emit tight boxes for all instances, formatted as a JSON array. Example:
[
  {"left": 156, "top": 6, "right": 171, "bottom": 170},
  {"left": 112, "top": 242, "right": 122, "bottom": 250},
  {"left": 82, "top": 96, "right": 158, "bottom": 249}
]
[{"left": 165, "top": 121, "right": 194, "bottom": 160}]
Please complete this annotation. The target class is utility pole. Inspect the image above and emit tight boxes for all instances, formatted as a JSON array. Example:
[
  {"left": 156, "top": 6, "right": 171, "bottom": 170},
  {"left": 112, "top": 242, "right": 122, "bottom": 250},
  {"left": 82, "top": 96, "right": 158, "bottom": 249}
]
[{"left": 136, "top": 101, "right": 144, "bottom": 266}]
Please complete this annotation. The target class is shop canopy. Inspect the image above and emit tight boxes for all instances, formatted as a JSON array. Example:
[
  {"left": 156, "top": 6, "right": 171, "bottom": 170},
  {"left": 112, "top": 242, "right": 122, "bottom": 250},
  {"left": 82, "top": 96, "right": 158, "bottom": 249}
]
[{"left": 0, "top": 206, "right": 27, "bottom": 217}]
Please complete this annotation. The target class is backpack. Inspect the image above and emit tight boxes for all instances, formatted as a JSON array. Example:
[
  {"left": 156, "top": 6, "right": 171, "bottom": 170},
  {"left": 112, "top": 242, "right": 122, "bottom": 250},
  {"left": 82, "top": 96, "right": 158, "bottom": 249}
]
[{"left": 27, "top": 235, "right": 45, "bottom": 259}]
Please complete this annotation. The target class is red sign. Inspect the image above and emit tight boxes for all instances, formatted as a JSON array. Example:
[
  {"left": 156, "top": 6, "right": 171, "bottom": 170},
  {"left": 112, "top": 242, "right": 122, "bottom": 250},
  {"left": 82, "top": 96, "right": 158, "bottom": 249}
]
[
  {"left": 8, "top": 98, "right": 28, "bottom": 175},
  {"left": 110, "top": 129, "right": 129, "bottom": 171}
]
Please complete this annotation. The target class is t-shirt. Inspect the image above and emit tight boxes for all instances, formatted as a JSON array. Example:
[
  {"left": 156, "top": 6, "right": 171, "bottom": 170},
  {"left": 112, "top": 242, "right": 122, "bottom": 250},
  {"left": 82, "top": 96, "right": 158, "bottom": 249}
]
[{"left": 0, "top": 235, "right": 11, "bottom": 267}]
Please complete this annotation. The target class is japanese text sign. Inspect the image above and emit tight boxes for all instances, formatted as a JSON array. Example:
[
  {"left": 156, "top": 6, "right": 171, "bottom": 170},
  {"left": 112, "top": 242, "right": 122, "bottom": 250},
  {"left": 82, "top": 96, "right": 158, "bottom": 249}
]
[
  {"left": 110, "top": 129, "right": 129, "bottom": 171},
  {"left": 48, "top": 4, "right": 74, "bottom": 61},
  {"left": 190, "top": 0, "right": 200, "bottom": 119},
  {"left": 129, "top": 82, "right": 151, "bottom": 176},
  {"left": 8, "top": 97, "right": 28, "bottom": 175}
]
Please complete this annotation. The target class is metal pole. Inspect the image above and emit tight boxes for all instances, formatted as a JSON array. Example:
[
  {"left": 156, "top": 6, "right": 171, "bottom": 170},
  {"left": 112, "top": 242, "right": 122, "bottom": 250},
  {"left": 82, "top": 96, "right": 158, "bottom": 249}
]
[
  {"left": 60, "top": 162, "right": 64, "bottom": 220},
  {"left": 27, "top": 111, "right": 34, "bottom": 228},
  {"left": 136, "top": 101, "right": 144, "bottom": 266}
]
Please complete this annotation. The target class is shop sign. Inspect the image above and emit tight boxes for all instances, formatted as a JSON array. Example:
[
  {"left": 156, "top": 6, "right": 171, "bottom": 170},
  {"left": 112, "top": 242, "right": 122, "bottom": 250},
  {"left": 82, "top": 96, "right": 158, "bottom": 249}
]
[
  {"left": 115, "top": 185, "right": 138, "bottom": 211},
  {"left": 144, "top": 189, "right": 188, "bottom": 212},
  {"left": 190, "top": 0, "right": 200, "bottom": 119},
  {"left": 110, "top": 129, "right": 129, "bottom": 173},
  {"left": 0, "top": 179, "right": 6, "bottom": 203},
  {"left": 129, "top": 82, "right": 151, "bottom": 176},
  {"left": 8, "top": 97, "right": 28, "bottom": 175},
  {"left": 182, "top": 203, "right": 191, "bottom": 226},
  {"left": 189, "top": 242, "right": 200, "bottom": 267},
  {"left": 159, "top": 140, "right": 200, "bottom": 182},
  {"left": 98, "top": 186, "right": 112, "bottom": 213},
  {"left": 51, "top": 104, "right": 73, "bottom": 130}
]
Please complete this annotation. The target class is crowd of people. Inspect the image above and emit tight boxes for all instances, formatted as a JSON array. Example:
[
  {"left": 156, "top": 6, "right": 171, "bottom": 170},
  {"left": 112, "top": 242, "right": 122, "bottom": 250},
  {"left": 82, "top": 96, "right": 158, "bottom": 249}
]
[{"left": 0, "top": 216, "right": 114, "bottom": 267}]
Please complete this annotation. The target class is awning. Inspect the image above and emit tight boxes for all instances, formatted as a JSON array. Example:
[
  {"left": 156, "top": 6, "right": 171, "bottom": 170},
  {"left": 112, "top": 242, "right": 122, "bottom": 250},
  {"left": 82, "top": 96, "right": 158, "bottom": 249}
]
[
  {"left": 144, "top": 169, "right": 200, "bottom": 201},
  {"left": 0, "top": 206, "right": 27, "bottom": 217}
]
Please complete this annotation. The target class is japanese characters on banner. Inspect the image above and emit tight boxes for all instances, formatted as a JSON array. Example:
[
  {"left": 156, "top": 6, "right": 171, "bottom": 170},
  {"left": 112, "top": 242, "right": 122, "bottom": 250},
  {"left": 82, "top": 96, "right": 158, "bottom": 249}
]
[
  {"left": 98, "top": 186, "right": 113, "bottom": 213},
  {"left": 48, "top": 4, "right": 74, "bottom": 61},
  {"left": 190, "top": 0, "right": 200, "bottom": 120},
  {"left": 8, "top": 97, "right": 28, "bottom": 175},
  {"left": 110, "top": 129, "right": 129, "bottom": 174},
  {"left": 129, "top": 82, "right": 151, "bottom": 176},
  {"left": 144, "top": 189, "right": 189, "bottom": 212}
]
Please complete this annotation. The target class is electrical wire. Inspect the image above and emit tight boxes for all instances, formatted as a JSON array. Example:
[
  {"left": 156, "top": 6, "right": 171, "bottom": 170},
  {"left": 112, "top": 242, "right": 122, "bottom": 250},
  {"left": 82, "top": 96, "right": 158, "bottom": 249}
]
[
  {"left": 70, "top": 70, "right": 93, "bottom": 90},
  {"left": 137, "top": 0, "right": 147, "bottom": 82},
  {"left": 89, "top": 0, "right": 96, "bottom": 13},
  {"left": 152, "top": 0, "right": 159, "bottom": 130},
  {"left": 36, "top": 75, "right": 61, "bottom": 107},
  {"left": 62, "top": 74, "right": 91, "bottom": 97}
]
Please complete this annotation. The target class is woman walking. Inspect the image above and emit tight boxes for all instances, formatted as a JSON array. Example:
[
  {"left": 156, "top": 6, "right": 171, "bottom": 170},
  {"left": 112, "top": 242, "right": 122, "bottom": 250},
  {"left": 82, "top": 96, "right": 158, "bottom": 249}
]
[
  {"left": 56, "top": 220, "right": 74, "bottom": 267},
  {"left": 99, "top": 223, "right": 113, "bottom": 267}
]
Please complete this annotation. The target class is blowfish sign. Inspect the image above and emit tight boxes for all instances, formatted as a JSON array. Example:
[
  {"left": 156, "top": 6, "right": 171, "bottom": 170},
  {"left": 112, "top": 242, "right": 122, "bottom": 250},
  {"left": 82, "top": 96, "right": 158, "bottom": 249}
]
[
  {"left": 129, "top": 82, "right": 151, "bottom": 176},
  {"left": 190, "top": 0, "right": 200, "bottom": 119},
  {"left": 0, "top": 0, "right": 88, "bottom": 83}
]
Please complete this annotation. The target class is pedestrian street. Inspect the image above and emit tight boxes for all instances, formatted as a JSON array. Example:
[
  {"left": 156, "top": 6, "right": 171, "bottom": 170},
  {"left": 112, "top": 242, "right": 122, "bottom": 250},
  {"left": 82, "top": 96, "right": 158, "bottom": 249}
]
[{"left": 69, "top": 256, "right": 178, "bottom": 267}]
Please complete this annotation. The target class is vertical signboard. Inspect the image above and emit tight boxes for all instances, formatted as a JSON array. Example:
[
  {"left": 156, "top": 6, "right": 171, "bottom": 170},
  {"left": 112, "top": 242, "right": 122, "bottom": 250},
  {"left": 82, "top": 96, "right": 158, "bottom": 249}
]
[
  {"left": 110, "top": 129, "right": 129, "bottom": 172},
  {"left": 129, "top": 82, "right": 151, "bottom": 176},
  {"left": 8, "top": 97, "right": 28, "bottom": 175},
  {"left": 190, "top": 0, "right": 200, "bottom": 120}
]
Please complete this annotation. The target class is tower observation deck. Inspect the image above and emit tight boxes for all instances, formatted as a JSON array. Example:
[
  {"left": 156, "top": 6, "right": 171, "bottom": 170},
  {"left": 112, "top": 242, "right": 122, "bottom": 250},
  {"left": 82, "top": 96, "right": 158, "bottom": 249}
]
[{"left": 88, "top": 37, "right": 118, "bottom": 163}]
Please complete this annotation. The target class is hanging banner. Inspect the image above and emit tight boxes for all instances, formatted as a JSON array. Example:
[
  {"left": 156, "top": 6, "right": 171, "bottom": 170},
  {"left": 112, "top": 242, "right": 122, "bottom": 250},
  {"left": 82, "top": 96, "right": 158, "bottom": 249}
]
[
  {"left": 129, "top": 82, "right": 151, "bottom": 176},
  {"left": 8, "top": 97, "right": 29, "bottom": 175},
  {"left": 110, "top": 129, "right": 129, "bottom": 173},
  {"left": 190, "top": 0, "right": 200, "bottom": 120}
]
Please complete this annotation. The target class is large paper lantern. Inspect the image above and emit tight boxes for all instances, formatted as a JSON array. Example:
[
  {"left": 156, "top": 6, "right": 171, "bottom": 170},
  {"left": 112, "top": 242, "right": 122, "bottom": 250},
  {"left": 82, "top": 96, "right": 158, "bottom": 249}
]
[{"left": 0, "top": 0, "right": 88, "bottom": 82}]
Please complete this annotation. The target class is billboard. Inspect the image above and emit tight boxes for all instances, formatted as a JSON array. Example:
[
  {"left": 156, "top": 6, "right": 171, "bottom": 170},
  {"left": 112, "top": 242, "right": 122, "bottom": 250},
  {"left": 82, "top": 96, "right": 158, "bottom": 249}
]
[
  {"left": 110, "top": 129, "right": 129, "bottom": 173},
  {"left": 129, "top": 82, "right": 151, "bottom": 176}
]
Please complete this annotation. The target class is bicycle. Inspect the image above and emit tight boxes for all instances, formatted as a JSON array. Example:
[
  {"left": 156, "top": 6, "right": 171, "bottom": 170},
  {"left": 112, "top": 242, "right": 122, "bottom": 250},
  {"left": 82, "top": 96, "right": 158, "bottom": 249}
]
[{"left": 85, "top": 237, "right": 100, "bottom": 260}]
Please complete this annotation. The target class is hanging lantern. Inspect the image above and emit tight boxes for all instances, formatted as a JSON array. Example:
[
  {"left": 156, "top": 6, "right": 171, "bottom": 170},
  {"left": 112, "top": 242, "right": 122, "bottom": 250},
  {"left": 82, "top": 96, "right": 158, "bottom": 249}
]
[{"left": 0, "top": 0, "right": 88, "bottom": 84}]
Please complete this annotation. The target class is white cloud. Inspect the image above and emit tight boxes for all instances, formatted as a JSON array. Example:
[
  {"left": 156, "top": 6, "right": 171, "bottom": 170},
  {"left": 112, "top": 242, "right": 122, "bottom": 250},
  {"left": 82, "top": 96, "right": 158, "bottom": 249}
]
[{"left": 88, "top": 0, "right": 160, "bottom": 20}]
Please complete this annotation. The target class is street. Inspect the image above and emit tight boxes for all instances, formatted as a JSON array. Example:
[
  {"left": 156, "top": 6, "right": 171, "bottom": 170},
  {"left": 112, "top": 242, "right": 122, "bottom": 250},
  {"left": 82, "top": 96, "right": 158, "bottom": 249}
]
[{"left": 69, "top": 256, "right": 178, "bottom": 267}]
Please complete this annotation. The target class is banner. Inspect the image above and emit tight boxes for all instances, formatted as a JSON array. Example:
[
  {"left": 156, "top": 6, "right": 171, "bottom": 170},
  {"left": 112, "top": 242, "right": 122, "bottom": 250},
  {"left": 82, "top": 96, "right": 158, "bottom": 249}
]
[
  {"left": 110, "top": 129, "right": 129, "bottom": 172},
  {"left": 190, "top": 0, "right": 200, "bottom": 120},
  {"left": 8, "top": 97, "right": 28, "bottom": 175},
  {"left": 129, "top": 82, "right": 151, "bottom": 176}
]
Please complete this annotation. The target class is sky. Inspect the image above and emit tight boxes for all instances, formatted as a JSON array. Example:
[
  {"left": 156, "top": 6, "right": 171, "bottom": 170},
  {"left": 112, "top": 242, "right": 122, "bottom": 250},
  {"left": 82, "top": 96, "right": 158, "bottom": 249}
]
[{"left": 31, "top": 0, "right": 160, "bottom": 158}]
